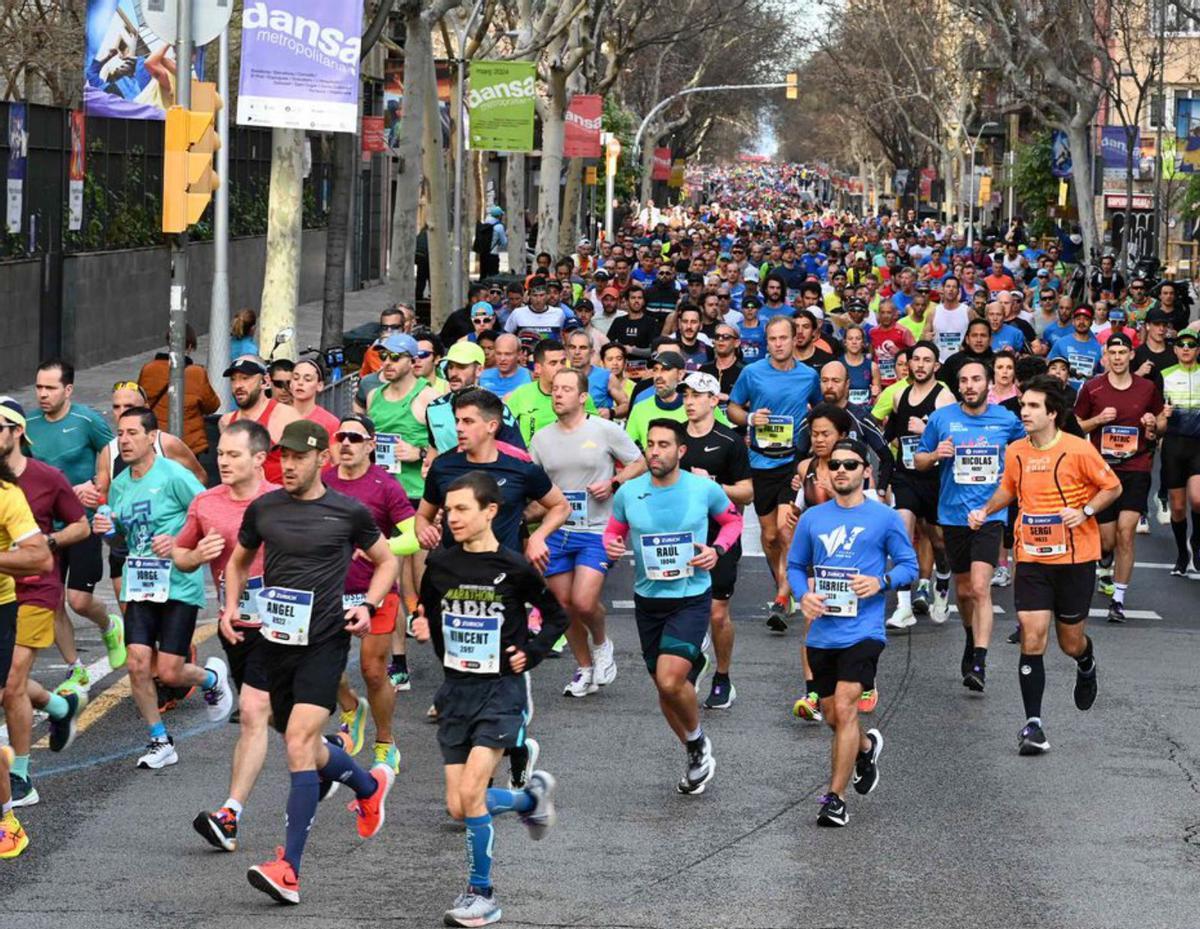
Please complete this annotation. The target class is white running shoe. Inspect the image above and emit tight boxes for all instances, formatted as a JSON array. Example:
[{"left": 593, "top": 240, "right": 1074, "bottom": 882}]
[
  {"left": 137, "top": 737, "right": 178, "bottom": 769},
  {"left": 590, "top": 637, "right": 617, "bottom": 686},
  {"left": 202, "top": 657, "right": 234, "bottom": 722},
  {"left": 1136, "top": 515, "right": 1150, "bottom": 535},
  {"left": 886, "top": 605, "right": 916, "bottom": 630},
  {"left": 991, "top": 565, "right": 1011, "bottom": 587},
  {"left": 930, "top": 586, "right": 950, "bottom": 625},
  {"left": 563, "top": 666, "right": 598, "bottom": 698},
  {"left": 1156, "top": 497, "right": 1171, "bottom": 526},
  {"left": 521, "top": 770, "right": 557, "bottom": 840}
]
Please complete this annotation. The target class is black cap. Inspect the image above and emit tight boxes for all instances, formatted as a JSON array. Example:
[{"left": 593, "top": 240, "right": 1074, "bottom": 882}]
[
  {"left": 650, "top": 350, "right": 686, "bottom": 370},
  {"left": 1106, "top": 332, "right": 1134, "bottom": 350},
  {"left": 686, "top": 272, "right": 705, "bottom": 285},
  {"left": 223, "top": 355, "right": 269, "bottom": 377},
  {"left": 338, "top": 413, "right": 376, "bottom": 436},
  {"left": 846, "top": 299, "right": 869, "bottom": 314},
  {"left": 742, "top": 296, "right": 762, "bottom": 310},
  {"left": 1145, "top": 307, "right": 1170, "bottom": 324}
]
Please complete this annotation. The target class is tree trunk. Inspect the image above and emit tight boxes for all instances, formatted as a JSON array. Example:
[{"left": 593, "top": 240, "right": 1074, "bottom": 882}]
[
  {"left": 506, "top": 153, "right": 527, "bottom": 275},
  {"left": 558, "top": 157, "right": 582, "bottom": 256},
  {"left": 321, "top": 131, "right": 356, "bottom": 349},
  {"left": 259, "top": 127, "right": 305, "bottom": 358},
  {"left": 640, "top": 137, "right": 656, "bottom": 206},
  {"left": 534, "top": 72, "right": 567, "bottom": 256},
  {"left": 1065, "top": 116, "right": 1099, "bottom": 266},
  {"left": 462, "top": 149, "right": 479, "bottom": 284},
  {"left": 421, "top": 42, "right": 452, "bottom": 329},
  {"left": 1121, "top": 127, "right": 1135, "bottom": 269},
  {"left": 387, "top": 8, "right": 427, "bottom": 307}
]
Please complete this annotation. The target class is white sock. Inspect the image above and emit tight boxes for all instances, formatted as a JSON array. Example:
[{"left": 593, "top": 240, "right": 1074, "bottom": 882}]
[
  {"left": 684, "top": 726, "right": 702, "bottom": 743},
  {"left": 897, "top": 589, "right": 912, "bottom": 609},
  {"left": 1113, "top": 583, "right": 1128, "bottom": 605},
  {"left": 224, "top": 798, "right": 244, "bottom": 817},
  {"left": 916, "top": 578, "right": 930, "bottom": 593},
  {"left": 1, "top": 800, "right": 11, "bottom": 816}
]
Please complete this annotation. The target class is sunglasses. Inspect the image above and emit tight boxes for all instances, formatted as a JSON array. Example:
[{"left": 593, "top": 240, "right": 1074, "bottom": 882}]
[
  {"left": 473, "top": 316, "right": 495, "bottom": 323},
  {"left": 828, "top": 459, "right": 865, "bottom": 471},
  {"left": 0, "top": 422, "right": 19, "bottom": 432},
  {"left": 1177, "top": 340, "right": 1199, "bottom": 349},
  {"left": 414, "top": 350, "right": 435, "bottom": 360},
  {"left": 714, "top": 333, "right": 737, "bottom": 341},
  {"left": 377, "top": 351, "right": 409, "bottom": 362},
  {"left": 271, "top": 379, "right": 291, "bottom": 390},
  {"left": 379, "top": 325, "right": 402, "bottom": 333},
  {"left": 334, "top": 431, "right": 370, "bottom": 444},
  {"left": 113, "top": 380, "right": 142, "bottom": 394}
]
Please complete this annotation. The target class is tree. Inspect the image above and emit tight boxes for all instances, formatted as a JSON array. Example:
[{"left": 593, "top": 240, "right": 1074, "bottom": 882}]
[{"left": 258, "top": 128, "right": 305, "bottom": 357}]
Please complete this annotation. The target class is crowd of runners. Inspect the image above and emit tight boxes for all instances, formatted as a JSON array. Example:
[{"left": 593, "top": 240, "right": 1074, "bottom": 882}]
[{"left": 0, "top": 160, "right": 1193, "bottom": 926}]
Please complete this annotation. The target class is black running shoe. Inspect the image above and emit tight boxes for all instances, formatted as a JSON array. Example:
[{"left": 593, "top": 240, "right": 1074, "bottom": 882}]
[
  {"left": 765, "top": 600, "right": 789, "bottom": 633},
  {"left": 1006, "top": 627, "right": 1021, "bottom": 645},
  {"left": 911, "top": 587, "right": 931, "bottom": 617},
  {"left": 960, "top": 651, "right": 973, "bottom": 679},
  {"left": 193, "top": 808, "right": 238, "bottom": 851},
  {"left": 1106, "top": 601, "right": 1126, "bottom": 624},
  {"left": 1074, "top": 664, "right": 1098, "bottom": 711},
  {"left": 852, "top": 729, "right": 883, "bottom": 796},
  {"left": 1018, "top": 720, "right": 1050, "bottom": 755},
  {"left": 48, "top": 689, "right": 82, "bottom": 753},
  {"left": 703, "top": 678, "right": 736, "bottom": 710},
  {"left": 817, "top": 793, "right": 848, "bottom": 827},
  {"left": 1193, "top": 546, "right": 1200, "bottom": 575},
  {"left": 962, "top": 665, "right": 986, "bottom": 692},
  {"left": 1172, "top": 556, "right": 1189, "bottom": 577}
]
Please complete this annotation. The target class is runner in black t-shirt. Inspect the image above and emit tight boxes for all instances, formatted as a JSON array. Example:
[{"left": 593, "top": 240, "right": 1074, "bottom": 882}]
[
  {"left": 679, "top": 373, "right": 753, "bottom": 710},
  {"left": 411, "top": 471, "right": 567, "bottom": 928},
  {"left": 223, "top": 420, "right": 399, "bottom": 905}
]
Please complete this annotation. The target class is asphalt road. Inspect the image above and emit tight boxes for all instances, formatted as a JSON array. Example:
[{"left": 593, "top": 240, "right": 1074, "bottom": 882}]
[{"left": 2, "top": 520, "right": 1199, "bottom": 929}]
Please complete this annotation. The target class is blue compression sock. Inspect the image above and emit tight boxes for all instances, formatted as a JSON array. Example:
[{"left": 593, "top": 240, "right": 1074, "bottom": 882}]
[
  {"left": 149, "top": 721, "right": 168, "bottom": 741},
  {"left": 201, "top": 669, "right": 218, "bottom": 690},
  {"left": 318, "top": 741, "right": 377, "bottom": 799},
  {"left": 465, "top": 813, "right": 494, "bottom": 891},
  {"left": 44, "top": 692, "right": 69, "bottom": 720},
  {"left": 486, "top": 786, "right": 534, "bottom": 815},
  {"left": 284, "top": 770, "right": 321, "bottom": 873}
]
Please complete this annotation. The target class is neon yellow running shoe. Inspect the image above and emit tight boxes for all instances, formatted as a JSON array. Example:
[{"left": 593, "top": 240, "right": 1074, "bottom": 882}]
[
  {"left": 373, "top": 741, "right": 400, "bottom": 774},
  {"left": 103, "top": 613, "right": 127, "bottom": 670},
  {"left": 338, "top": 697, "right": 368, "bottom": 756},
  {"left": 56, "top": 664, "right": 89, "bottom": 696},
  {"left": 791, "top": 692, "right": 823, "bottom": 722}
]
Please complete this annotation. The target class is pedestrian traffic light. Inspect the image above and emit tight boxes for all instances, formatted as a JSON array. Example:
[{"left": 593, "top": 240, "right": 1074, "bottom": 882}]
[
  {"left": 786, "top": 72, "right": 798, "bottom": 100},
  {"left": 162, "top": 82, "right": 222, "bottom": 233}
]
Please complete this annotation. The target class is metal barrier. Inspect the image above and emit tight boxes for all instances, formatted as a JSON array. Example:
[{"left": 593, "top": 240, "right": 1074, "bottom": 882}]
[{"left": 317, "top": 373, "right": 360, "bottom": 419}]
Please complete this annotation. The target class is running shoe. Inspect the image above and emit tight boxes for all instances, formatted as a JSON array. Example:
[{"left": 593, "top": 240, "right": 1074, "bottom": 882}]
[
  {"left": 56, "top": 663, "right": 89, "bottom": 696},
  {"left": 387, "top": 661, "right": 411, "bottom": 692},
  {"left": 962, "top": 665, "right": 986, "bottom": 693},
  {"left": 886, "top": 604, "right": 915, "bottom": 630},
  {"left": 444, "top": 891, "right": 501, "bottom": 927},
  {"left": 49, "top": 688, "right": 86, "bottom": 753},
  {"left": 202, "top": 657, "right": 234, "bottom": 722},
  {"left": 1106, "top": 601, "right": 1126, "bottom": 624},
  {"left": 1136, "top": 515, "right": 1150, "bottom": 535},
  {"left": 591, "top": 637, "right": 617, "bottom": 686},
  {"left": 704, "top": 678, "right": 736, "bottom": 710},
  {"left": 563, "top": 666, "right": 598, "bottom": 698},
  {"left": 1097, "top": 572, "right": 1115, "bottom": 597},
  {"left": 350, "top": 764, "right": 395, "bottom": 839},
  {"left": 247, "top": 847, "right": 300, "bottom": 905},
  {"left": 0, "top": 812, "right": 28, "bottom": 859},
  {"left": 102, "top": 612, "right": 127, "bottom": 669},
  {"left": 791, "top": 692, "right": 823, "bottom": 722},
  {"left": 991, "top": 565, "right": 1011, "bottom": 587},
  {"left": 229, "top": 708, "right": 240, "bottom": 725},
  {"left": 931, "top": 584, "right": 951, "bottom": 625},
  {"left": 911, "top": 586, "right": 931, "bottom": 617},
  {"left": 523, "top": 671, "right": 535, "bottom": 725},
  {"left": 1156, "top": 497, "right": 1171, "bottom": 525},
  {"left": 857, "top": 688, "right": 878, "bottom": 713},
  {"left": 1172, "top": 555, "right": 1190, "bottom": 577},
  {"left": 765, "top": 599, "right": 789, "bottom": 632},
  {"left": 550, "top": 634, "right": 567, "bottom": 655},
  {"left": 374, "top": 741, "right": 401, "bottom": 774},
  {"left": 1006, "top": 626, "right": 1021, "bottom": 644},
  {"left": 676, "top": 735, "right": 715, "bottom": 795},
  {"left": 1018, "top": 720, "right": 1050, "bottom": 755},
  {"left": 509, "top": 738, "right": 539, "bottom": 790},
  {"left": 136, "top": 737, "right": 177, "bottom": 769},
  {"left": 817, "top": 792, "right": 848, "bottom": 827},
  {"left": 193, "top": 807, "right": 238, "bottom": 852},
  {"left": 339, "top": 696, "right": 369, "bottom": 755},
  {"left": 1074, "top": 663, "right": 1098, "bottom": 711},
  {"left": 521, "top": 770, "right": 557, "bottom": 840},
  {"left": 852, "top": 728, "right": 883, "bottom": 795},
  {"left": 9, "top": 773, "right": 38, "bottom": 808}
]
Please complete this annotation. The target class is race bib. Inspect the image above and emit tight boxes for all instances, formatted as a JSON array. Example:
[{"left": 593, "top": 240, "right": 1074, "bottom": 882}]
[
  {"left": 1100, "top": 425, "right": 1139, "bottom": 459},
  {"left": 1067, "top": 351, "right": 1096, "bottom": 379},
  {"left": 900, "top": 435, "right": 920, "bottom": 469},
  {"left": 814, "top": 565, "right": 859, "bottom": 617},
  {"left": 342, "top": 592, "right": 365, "bottom": 611},
  {"left": 219, "top": 574, "right": 263, "bottom": 625},
  {"left": 564, "top": 491, "right": 589, "bottom": 527},
  {"left": 879, "top": 356, "right": 897, "bottom": 381},
  {"left": 374, "top": 434, "right": 400, "bottom": 473},
  {"left": 1021, "top": 513, "right": 1068, "bottom": 557},
  {"left": 126, "top": 557, "right": 171, "bottom": 603},
  {"left": 936, "top": 330, "right": 962, "bottom": 356},
  {"left": 639, "top": 531, "right": 695, "bottom": 581},
  {"left": 755, "top": 415, "right": 795, "bottom": 451},
  {"left": 953, "top": 445, "right": 999, "bottom": 485},
  {"left": 850, "top": 388, "right": 870, "bottom": 407},
  {"left": 442, "top": 612, "right": 501, "bottom": 674},
  {"left": 258, "top": 587, "right": 314, "bottom": 646}
]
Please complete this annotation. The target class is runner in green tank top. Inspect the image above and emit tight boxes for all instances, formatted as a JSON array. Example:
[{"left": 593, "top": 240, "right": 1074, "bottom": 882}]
[{"left": 366, "top": 334, "right": 431, "bottom": 500}]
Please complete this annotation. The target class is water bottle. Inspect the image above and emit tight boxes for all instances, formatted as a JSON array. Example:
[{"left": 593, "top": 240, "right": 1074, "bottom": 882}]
[{"left": 96, "top": 504, "right": 116, "bottom": 539}]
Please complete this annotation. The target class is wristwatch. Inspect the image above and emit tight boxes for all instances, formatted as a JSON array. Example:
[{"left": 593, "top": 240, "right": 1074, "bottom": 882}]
[
  {"left": 364, "top": 600, "right": 381, "bottom": 617},
  {"left": 610, "top": 477, "right": 621, "bottom": 494},
  {"left": 47, "top": 535, "right": 59, "bottom": 554},
  {"left": 1082, "top": 504, "right": 1096, "bottom": 518},
  {"left": 713, "top": 543, "right": 727, "bottom": 557},
  {"left": 880, "top": 573, "right": 891, "bottom": 591}
]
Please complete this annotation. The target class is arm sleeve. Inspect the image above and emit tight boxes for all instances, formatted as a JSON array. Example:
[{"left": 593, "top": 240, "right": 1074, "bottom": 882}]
[{"left": 388, "top": 517, "right": 419, "bottom": 556}]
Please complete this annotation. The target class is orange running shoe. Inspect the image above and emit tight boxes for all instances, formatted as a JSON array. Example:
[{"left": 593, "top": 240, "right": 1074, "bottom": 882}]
[
  {"left": 0, "top": 813, "right": 29, "bottom": 859},
  {"left": 349, "top": 764, "right": 394, "bottom": 838},
  {"left": 858, "top": 689, "right": 878, "bottom": 713},
  {"left": 247, "top": 847, "right": 300, "bottom": 904}
]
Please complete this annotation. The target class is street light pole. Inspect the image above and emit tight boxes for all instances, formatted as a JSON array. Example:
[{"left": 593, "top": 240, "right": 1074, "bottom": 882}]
[
  {"left": 209, "top": 25, "right": 232, "bottom": 409},
  {"left": 966, "top": 121, "right": 997, "bottom": 248}
]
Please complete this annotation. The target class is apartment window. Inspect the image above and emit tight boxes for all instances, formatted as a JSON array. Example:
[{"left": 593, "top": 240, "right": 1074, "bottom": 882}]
[{"left": 1155, "top": 0, "right": 1200, "bottom": 34}]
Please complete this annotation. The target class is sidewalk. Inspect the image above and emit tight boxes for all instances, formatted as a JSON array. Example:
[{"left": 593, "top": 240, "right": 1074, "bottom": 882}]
[{"left": 8, "top": 283, "right": 394, "bottom": 414}]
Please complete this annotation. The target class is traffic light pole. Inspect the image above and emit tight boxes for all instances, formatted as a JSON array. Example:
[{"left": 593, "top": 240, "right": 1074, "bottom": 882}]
[
  {"left": 168, "top": 0, "right": 194, "bottom": 439},
  {"left": 209, "top": 25, "right": 232, "bottom": 409}
]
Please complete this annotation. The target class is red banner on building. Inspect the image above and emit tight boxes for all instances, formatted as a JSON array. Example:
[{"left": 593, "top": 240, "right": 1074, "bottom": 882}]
[
  {"left": 362, "top": 116, "right": 387, "bottom": 153},
  {"left": 919, "top": 167, "right": 936, "bottom": 201},
  {"left": 563, "top": 94, "right": 602, "bottom": 158},
  {"left": 652, "top": 147, "right": 671, "bottom": 180}
]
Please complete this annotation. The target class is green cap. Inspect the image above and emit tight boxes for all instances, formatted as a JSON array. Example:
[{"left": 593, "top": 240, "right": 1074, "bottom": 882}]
[{"left": 276, "top": 419, "right": 329, "bottom": 453}]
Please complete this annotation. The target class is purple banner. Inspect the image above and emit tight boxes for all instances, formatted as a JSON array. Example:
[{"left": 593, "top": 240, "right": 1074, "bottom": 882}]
[
  {"left": 236, "top": 0, "right": 364, "bottom": 134},
  {"left": 1101, "top": 126, "right": 1139, "bottom": 170}
]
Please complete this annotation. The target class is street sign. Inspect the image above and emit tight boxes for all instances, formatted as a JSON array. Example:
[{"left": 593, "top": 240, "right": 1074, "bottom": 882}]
[
  {"left": 585, "top": 166, "right": 598, "bottom": 185},
  {"left": 139, "top": 0, "right": 233, "bottom": 47}
]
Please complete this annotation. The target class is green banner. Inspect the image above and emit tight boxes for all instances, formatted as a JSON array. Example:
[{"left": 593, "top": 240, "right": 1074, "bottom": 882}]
[{"left": 467, "top": 61, "right": 537, "bottom": 152}]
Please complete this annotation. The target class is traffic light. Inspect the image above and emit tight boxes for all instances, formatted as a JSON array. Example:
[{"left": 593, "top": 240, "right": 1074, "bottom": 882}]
[
  {"left": 162, "top": 81, "right": 222, "bottom": 233},
  {"left": 786, "top": 72, "right": 798, "bottom": 100}
]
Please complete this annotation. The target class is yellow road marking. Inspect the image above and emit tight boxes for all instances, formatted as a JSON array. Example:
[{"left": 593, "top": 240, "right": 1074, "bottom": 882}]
[{"left": 33, "top": 624, "right": 221, "bottom": 749}]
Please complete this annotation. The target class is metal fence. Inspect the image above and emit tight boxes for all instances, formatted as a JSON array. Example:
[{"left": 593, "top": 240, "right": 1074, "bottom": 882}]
[{"left": 317, "top": 373, "right": 361, "bottom": 420}]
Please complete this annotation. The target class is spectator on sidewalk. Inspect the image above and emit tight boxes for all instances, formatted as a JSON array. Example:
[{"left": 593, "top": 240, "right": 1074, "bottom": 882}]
[
  {"left": 475, "top": 205, "right": 508, "bottom": 279},
  {"left": 229, "top": 309, "right": 258, "bottom": 362},
  {"left": 136, "top": 324, "right": 221, "bottom": 456}
]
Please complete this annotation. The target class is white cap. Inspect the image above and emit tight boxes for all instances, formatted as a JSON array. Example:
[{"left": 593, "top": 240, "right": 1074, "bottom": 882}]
[
  {"left": 681, "top": 371, "right": 722, "bottom": 395},
  {"left": 742, "top": 265, "right": 760, "bottom": 282}
]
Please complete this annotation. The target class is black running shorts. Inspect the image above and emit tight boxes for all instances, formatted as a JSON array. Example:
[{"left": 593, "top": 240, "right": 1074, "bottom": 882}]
[
  {"left": 59, "top": 533, "right": 104, "bottom": 594},
  {"left": 124, "top": 599, "right": 199, "bottom": 657},
  {"left": 806, "top": 638, "right": 885, "bottom": 699},
  {"left": 941, "top": 522, "right": 1003, "bottom": 575},
  {"left": 891, "top": 472, "right": 939, "bottom": 525},
  {"left": 435, "top": 675, "right": 529, "bottom": 765},
  {"left": 751, "top": 463, "right": 796, "bottom": 517},
  {"left": 710, "top": 541, "right": 742, "bottom": 601},
  {"left": 1162, "top": 435, "right": 1200, "bottom": 491},
  {"left": 1097, "top": 470, "right": 1151, "bottom": 523},
  {"left": 221, "top": 627, "right": 269, "bottom": 692},
  {"left": 634, "top": 591, "right": 710, "bottom": 680},
  {"left": 1013, "top": 560, "right": 1096, "bottom": 623},
  {"left": 0, "top": 601, "right": 16, "bottom": 683},
  {"left": 263, "top": 633, "right": 351, "bottom": 733}
]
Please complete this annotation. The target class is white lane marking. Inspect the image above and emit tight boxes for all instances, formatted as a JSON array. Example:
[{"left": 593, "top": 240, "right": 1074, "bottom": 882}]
[
  {"left": 612, "top": 600, "right": 635, "bottom": 610},
  {"left": 1089, "top": 608, "right": 1161, "bottom": 620},
  {"left": 948, "top": 605, "right": 1006, "bottom": 614}
]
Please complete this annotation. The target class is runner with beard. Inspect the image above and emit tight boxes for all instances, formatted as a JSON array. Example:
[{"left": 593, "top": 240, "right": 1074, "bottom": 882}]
[{"left": 220, "top": 355, "right": 302, "bottom": 485}]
